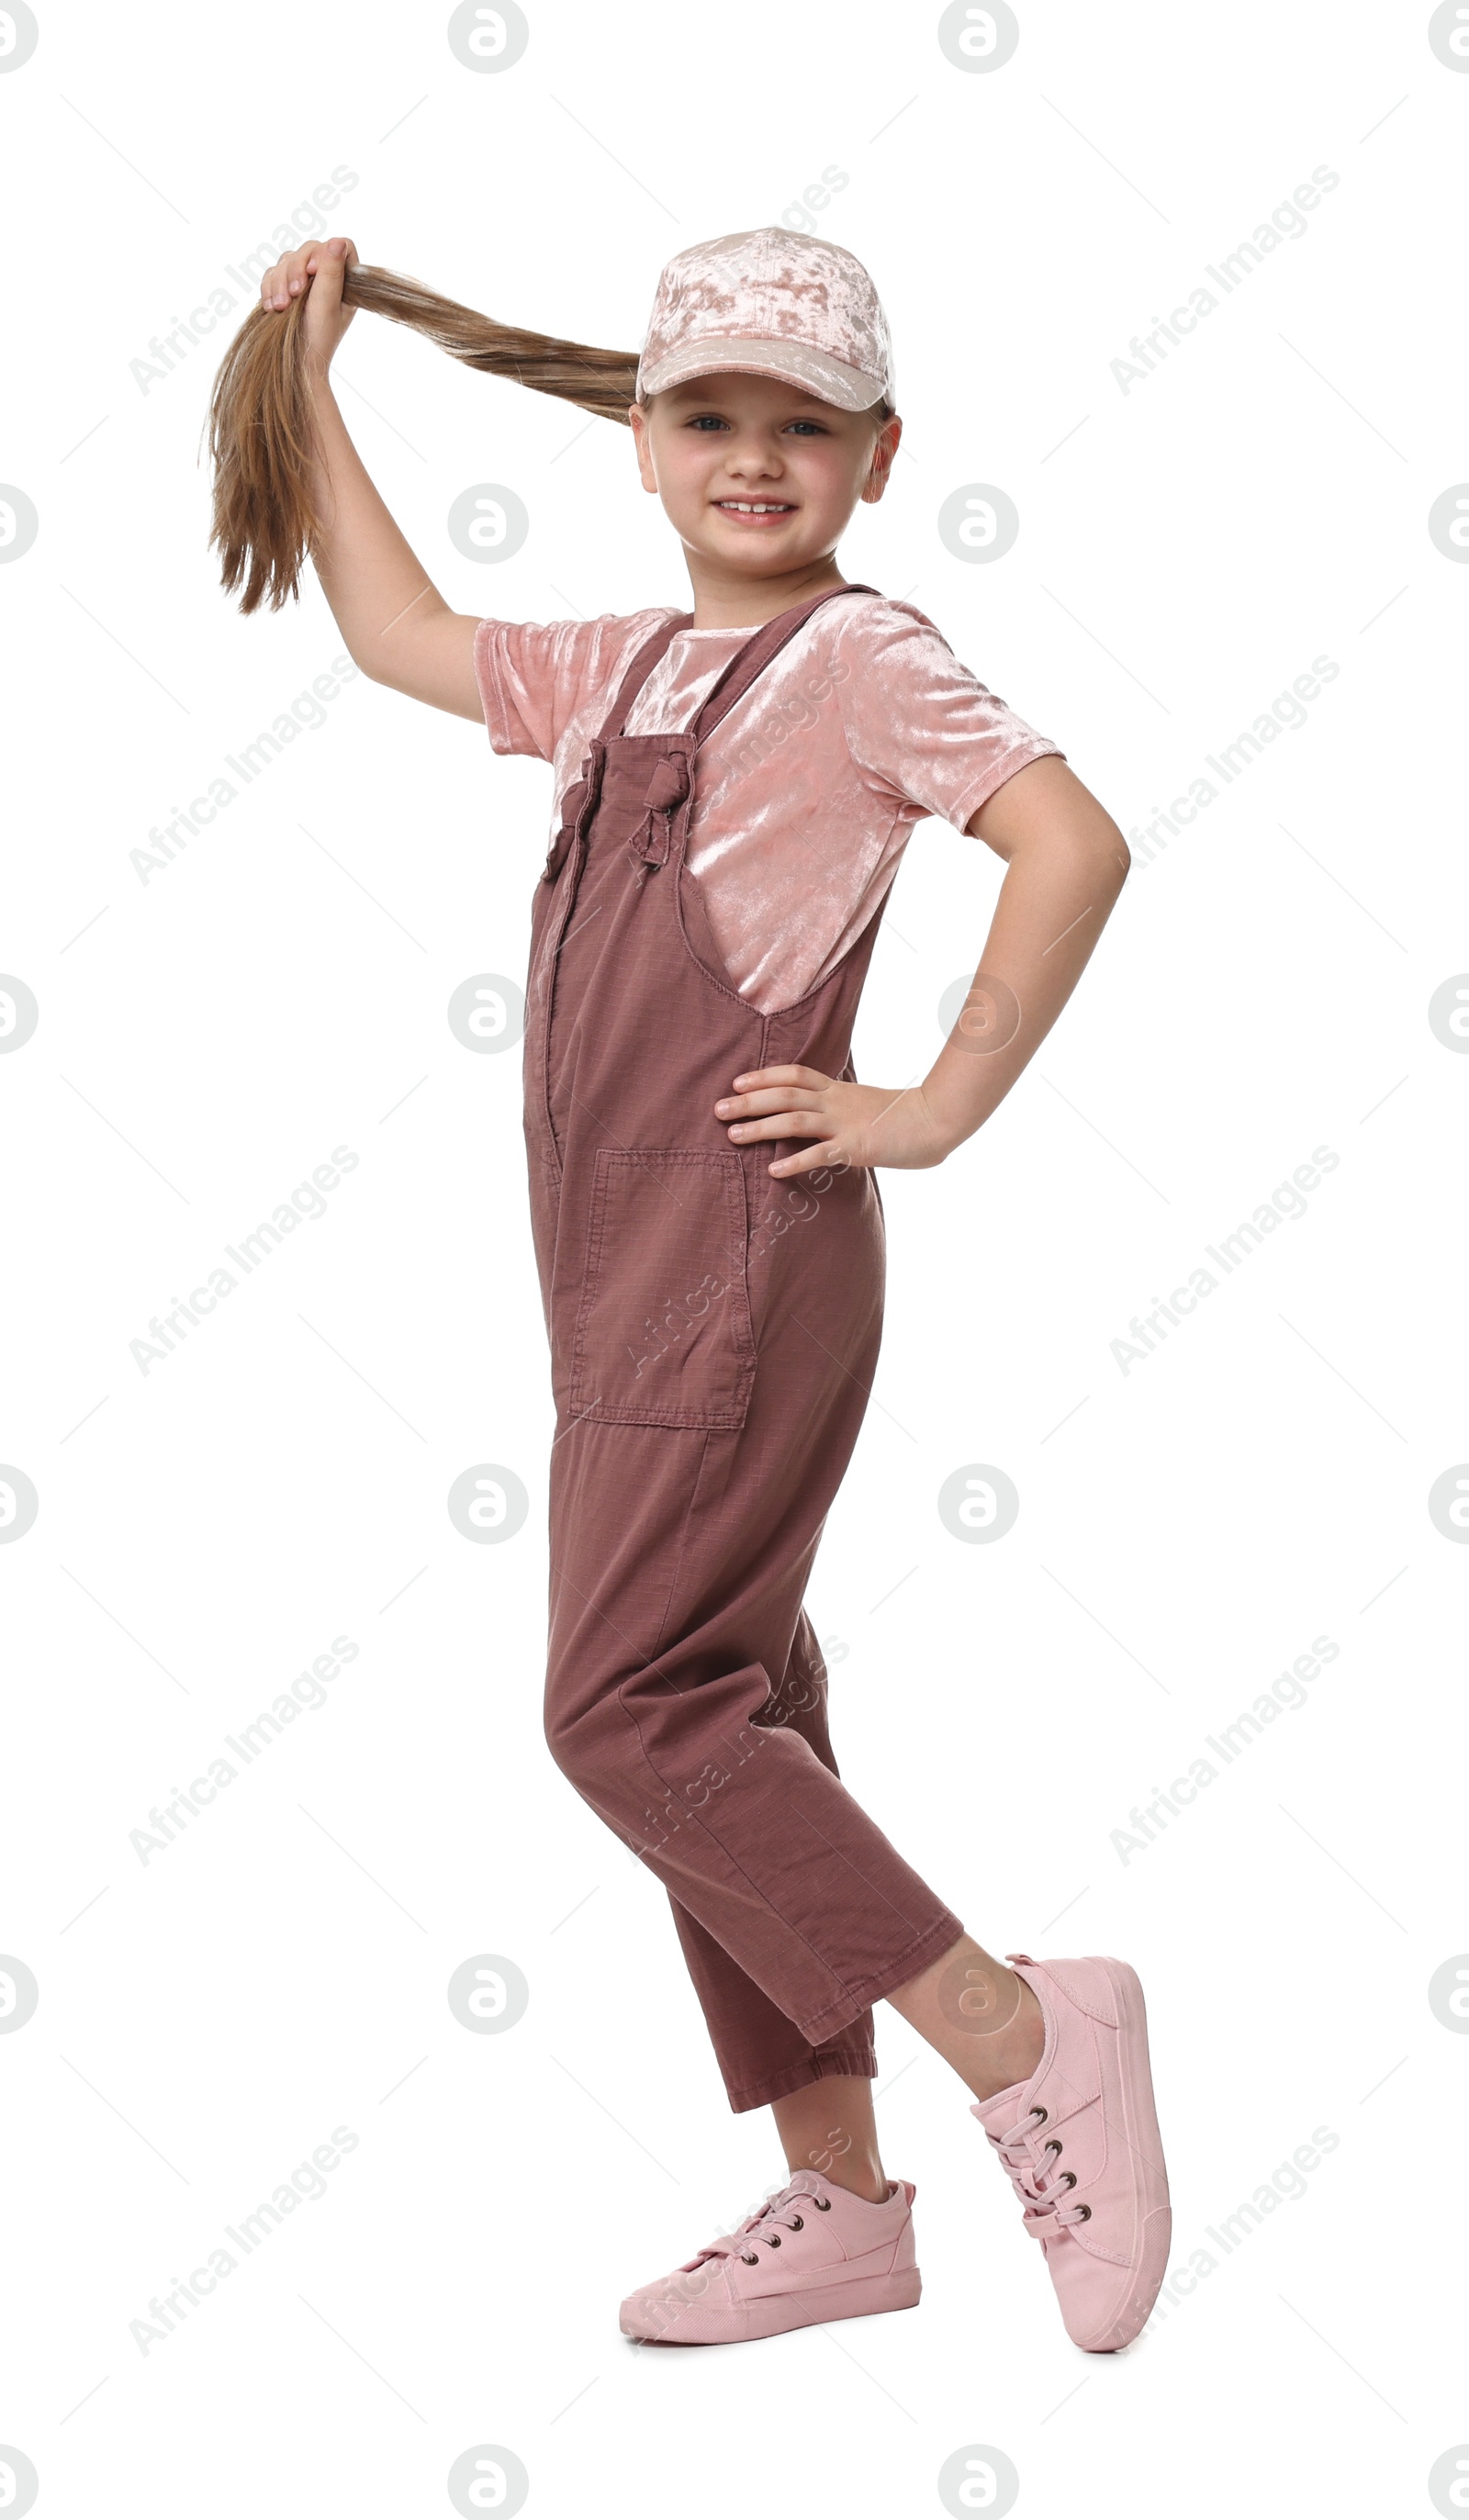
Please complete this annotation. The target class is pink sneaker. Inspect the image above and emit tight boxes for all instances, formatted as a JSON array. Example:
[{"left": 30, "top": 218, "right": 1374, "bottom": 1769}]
[
  {"left": 620, "top": 2169, "right": 921, "bottom": 2345},
  {"left": 971, "top": 1953, "right": 1171, "bottom": 2353}
]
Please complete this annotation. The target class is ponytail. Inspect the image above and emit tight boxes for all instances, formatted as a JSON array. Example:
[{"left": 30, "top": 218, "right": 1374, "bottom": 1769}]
[{"left": 207, "top": 262, "right": 639, "bottom": 615}]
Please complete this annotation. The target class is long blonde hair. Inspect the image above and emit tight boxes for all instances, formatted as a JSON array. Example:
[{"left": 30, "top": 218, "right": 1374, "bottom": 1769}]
[
  {"left": 207, "top": 263, "right": 640, "bottom": 615},
  {"left": 207, "top": 259, "right": 894, "bottom": 616}
]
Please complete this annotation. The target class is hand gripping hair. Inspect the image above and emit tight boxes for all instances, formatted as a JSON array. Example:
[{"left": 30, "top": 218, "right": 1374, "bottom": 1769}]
[{"left": 207, "top": 262, "right": 639, "bottom": 615}]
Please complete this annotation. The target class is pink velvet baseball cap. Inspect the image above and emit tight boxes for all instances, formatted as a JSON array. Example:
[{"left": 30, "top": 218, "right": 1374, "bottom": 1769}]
[{"left": 635, "top": 228, "right": 895, "bottom": 413}]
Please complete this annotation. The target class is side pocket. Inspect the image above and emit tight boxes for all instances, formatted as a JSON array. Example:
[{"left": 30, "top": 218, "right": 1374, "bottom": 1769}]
[{"left": 568, "top": 1149, "right": 756, "bottom": 1430}]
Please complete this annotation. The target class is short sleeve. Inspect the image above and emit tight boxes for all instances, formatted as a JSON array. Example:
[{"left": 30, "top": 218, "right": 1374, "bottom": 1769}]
[
  {"left": 472, "top": 610, "right": 679, "bottom": 764},
  {"left": 825, "top": 599, "right": 1065, "bottom": 832}
]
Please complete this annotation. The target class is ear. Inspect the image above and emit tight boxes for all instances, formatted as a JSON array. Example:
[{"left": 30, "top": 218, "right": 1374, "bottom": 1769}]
[
  {"left": 860, "top": 413, "right": 903, "bottom": 506},
  {"left": 628, "top": 402, "right": 660, "bottom": 495}
]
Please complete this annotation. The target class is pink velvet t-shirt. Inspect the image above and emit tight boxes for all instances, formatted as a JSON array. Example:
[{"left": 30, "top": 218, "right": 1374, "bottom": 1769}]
[{"left": 472, "top": 593, "right": 1063, "bottom": 1014}]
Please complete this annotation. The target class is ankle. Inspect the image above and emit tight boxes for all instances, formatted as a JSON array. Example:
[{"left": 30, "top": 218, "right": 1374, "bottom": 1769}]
[
  {"left": 961, "top": 1977, "right": 1045, "bottom": 2105},
  {"left": 797, "top": 2154, "right": 889, "bottom": 2205}
]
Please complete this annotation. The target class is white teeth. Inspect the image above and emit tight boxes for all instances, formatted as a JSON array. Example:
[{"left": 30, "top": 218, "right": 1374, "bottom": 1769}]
[{"left": 720, "top": 501, "right": 791, "bottom": 513}]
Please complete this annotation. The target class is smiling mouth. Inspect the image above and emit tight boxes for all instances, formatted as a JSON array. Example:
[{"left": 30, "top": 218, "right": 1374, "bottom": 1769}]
[{"left": 713, "top": 499, "right": 796, "bottom": 517}]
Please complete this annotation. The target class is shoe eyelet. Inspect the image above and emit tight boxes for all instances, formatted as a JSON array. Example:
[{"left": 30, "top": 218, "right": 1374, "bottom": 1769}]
[
  {"left": 789, "top": 2215, "right": 803, "bottom": 2230},
  {"left": 813, "top": 2195, "right": 832, "bottom": 2211},
  {"left": 1060, "top": 2170, "right": 1077, "bottom": 2190},
  {"left": 741, "top": 2250, "right": 758, "bottom": 2264},
  {"left": 1029, "top": 2106, "right": 1048, "bottom": 2125},
  {"left": 1076, "top": 2202, "right": 1092, "bottom": 2221},
  {"left": 767, "top": 2234, "right": 781, "bottom": 2247},
  {"left": 1044, "top": 2139, "right": 1062, "bottom": 2157}
]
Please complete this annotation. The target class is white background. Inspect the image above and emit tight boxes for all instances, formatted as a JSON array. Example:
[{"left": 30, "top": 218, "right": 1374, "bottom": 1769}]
[{"left": 2, "top": 1, "right": 1466, "bottom": 2513}]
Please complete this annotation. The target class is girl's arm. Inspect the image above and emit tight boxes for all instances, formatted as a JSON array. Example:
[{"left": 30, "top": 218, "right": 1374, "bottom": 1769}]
[
  {"left": 924, "top": 755, "right": 1131, "bottom": 1151},
  {"left": 712, "top": 756, "right": 1131, "bottom": 1174},
  {"left": 260, "top": 237, "right": 483, "bottom": 721}
]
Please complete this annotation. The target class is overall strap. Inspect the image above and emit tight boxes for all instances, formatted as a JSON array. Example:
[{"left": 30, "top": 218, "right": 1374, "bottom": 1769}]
[
  {"left": 597, "top": 610, "right": 694, "bottom": 745},
  {"left": 542, "top": 610, "right": 691, "bottom": 884},
  {"left": 690, "top": 582, "right": 880, "bottom": 749}
]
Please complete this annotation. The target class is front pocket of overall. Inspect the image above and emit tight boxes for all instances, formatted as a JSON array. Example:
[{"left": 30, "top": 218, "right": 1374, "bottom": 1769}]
[{"left": 569, "top": 1148, "right": 757, "bottom": 1430}]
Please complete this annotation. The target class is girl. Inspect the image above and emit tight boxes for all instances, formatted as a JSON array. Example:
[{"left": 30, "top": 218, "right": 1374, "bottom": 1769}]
[{"left": 210, "top": 225, "right": 1170, "bottom": 2354}]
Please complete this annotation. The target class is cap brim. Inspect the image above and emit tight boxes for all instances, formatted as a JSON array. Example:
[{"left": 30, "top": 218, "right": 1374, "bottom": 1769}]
[{"left": 637, "top": 335, "right": 887, "bottom": 412}]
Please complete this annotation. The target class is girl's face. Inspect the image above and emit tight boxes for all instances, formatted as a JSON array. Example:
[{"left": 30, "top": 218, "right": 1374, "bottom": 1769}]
[{"left": 629, "top": 375, "right": 902, "bottom": 581}]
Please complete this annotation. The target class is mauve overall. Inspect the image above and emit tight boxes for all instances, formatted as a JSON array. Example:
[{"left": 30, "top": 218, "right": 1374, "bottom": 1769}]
[{"left": 523, "top": 584, "right": 962, "bottom": 2111}]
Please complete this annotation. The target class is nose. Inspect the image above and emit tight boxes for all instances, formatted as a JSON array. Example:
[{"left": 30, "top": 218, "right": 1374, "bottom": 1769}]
[{"left": 722, "top": 431, "right": 785, "bottom": 482}]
